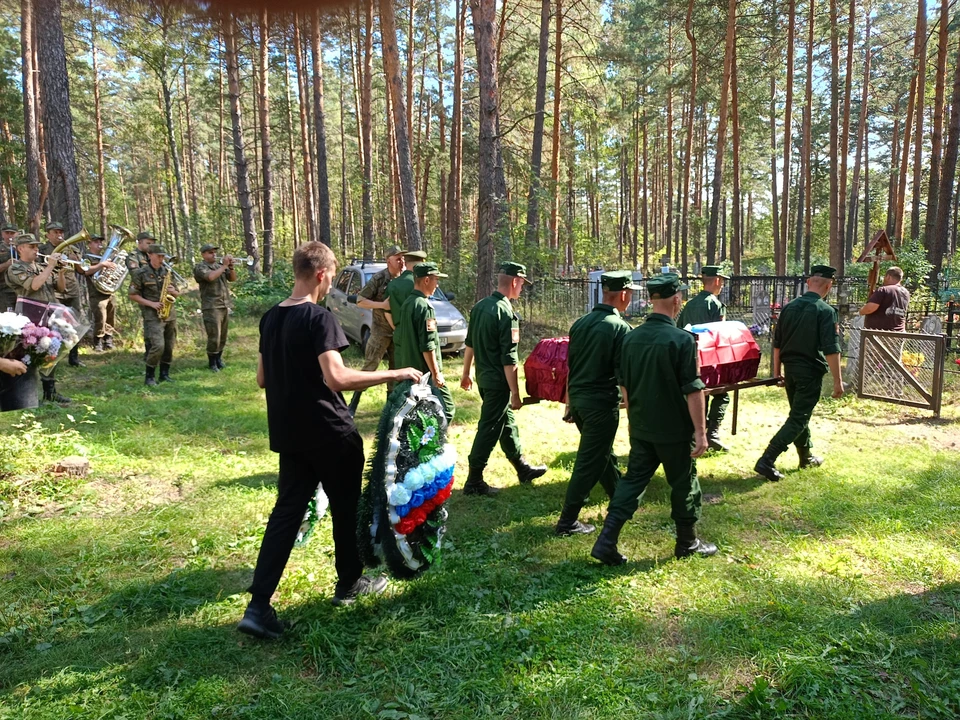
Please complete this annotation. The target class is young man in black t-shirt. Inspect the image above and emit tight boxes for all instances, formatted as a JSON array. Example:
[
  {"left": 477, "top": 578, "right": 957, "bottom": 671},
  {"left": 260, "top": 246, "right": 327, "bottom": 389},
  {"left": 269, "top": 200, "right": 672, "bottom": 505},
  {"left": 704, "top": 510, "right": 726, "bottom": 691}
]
[{"left": 238, "top": 242, "right": 422, "bottom": 640}]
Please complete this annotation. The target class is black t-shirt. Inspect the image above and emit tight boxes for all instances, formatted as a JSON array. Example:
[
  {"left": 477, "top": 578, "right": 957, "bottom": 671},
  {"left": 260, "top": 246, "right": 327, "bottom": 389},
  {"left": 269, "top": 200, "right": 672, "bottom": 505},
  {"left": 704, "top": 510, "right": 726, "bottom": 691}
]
[
  {"left": 259, "top": 302, "right": 355, "bottom": 452},
  {"left": 865, "top": 284, "right": 910, "bottom": 331}
]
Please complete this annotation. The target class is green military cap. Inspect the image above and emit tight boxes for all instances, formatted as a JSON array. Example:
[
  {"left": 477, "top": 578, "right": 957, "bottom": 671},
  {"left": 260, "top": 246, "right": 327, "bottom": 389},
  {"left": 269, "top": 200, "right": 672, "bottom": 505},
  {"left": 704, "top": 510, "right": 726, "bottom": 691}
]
[
  {"left": 499, "top": 261, "right": 533, "bottom": 285},
  {"left": 601, "top": 270, "right": 642, "bottom": 291},
  {"left": 199, "top": 243, "right": 219, "bottom": 253},
  {"left": 1, "top": 222, "right": 18, "bottom": 233},
  {"left": 810, "top": 264, "right": 837, "bottom": 279},
  {"left": 146, "top": 244, "right": 169, "bottom": 256},
  {"left": 383, "top": 244, "right": 405, "bottom": 258},
  {"left": 14, "top": 233, "right": 40, "bottom": 247},
  {"left": 413, "top": 261, "right": 448, "bottom": 278},
  {"left": 45, "top": 221, "right": 64, "bottom": 232},
  {"left": 137, "top": 230, "right": 157, "bottom": 242},
  {"left": 701, "top": 265, "right": 729, "bottom": 279},
  {"left": 646, "top": 272, "right": 687, "bottom": 299},
  {"left": 404, "top": 249, "right": 427, "bottom": 260},
  {"left": 90, "top": 234, "right": 105, "bottom": 242}
]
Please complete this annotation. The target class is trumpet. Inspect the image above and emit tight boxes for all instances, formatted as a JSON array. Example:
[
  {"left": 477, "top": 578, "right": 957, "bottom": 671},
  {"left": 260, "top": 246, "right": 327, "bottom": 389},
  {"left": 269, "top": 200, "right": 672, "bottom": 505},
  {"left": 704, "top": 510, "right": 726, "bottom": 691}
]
[
  {"left": 38, "top": 253, "right": 91, "bottom": 273},
  {"left": 218, "top": 254, "right": 255, "bottom": 267}
]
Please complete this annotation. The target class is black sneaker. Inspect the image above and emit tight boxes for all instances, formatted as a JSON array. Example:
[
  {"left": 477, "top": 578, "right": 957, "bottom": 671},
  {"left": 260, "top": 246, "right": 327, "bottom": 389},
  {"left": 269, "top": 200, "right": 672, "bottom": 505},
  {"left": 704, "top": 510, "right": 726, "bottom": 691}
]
[
  {"left": 237, "top": 603, "right": 285, "bottom": 639},
  {"left": 331, "top": 575, "right": 388, "bottom": 606}
]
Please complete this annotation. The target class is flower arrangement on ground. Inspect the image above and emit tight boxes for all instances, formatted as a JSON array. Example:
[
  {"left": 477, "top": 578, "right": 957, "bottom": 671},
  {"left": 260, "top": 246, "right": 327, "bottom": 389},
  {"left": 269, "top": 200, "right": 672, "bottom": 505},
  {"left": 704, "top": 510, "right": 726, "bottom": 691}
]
[{"left": 358, "top": 376, "right": 455, "bottom": 579}]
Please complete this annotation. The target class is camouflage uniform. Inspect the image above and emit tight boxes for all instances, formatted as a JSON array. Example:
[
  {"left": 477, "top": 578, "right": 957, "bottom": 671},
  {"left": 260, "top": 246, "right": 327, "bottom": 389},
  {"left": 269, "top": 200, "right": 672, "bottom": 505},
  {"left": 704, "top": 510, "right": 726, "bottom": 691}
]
[
  {"left": 129, "top": 263, "right": 177, "bottom": 371},
  {"left": 194, "top": 260, "right": 234, "bottom": 355}
]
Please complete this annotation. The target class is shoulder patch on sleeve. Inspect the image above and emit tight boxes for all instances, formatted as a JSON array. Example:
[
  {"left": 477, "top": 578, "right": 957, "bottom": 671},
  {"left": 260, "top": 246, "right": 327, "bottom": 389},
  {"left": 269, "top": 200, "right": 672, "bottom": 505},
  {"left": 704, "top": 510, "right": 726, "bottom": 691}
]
[
  {"left": 511, "top": 327, "right": 520, "bottom": 343},
  {"left": 426, "top": 317, "right": 437, "bottom": 332}
]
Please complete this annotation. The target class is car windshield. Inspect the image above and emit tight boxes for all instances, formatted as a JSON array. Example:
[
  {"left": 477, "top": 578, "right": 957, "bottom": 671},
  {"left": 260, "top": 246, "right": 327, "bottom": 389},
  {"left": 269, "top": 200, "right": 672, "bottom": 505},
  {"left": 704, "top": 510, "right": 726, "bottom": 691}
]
[{"left": 430, "top": 286, "right": 447, "bottom": 301}]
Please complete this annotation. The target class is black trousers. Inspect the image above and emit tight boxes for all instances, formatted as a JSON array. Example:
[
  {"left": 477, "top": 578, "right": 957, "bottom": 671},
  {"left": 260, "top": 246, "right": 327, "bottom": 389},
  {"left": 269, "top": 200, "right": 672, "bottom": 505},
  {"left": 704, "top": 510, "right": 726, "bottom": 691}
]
[{"left": 248, "top": 431, "right": 365, "bottom": 600}]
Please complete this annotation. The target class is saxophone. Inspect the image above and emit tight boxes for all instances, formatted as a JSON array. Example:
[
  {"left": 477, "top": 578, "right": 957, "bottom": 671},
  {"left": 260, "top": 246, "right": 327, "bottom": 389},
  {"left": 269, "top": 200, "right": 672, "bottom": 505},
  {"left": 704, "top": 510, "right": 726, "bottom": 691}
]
[{"left": 157, "top": 266, "right": 176, "bottom": 321}]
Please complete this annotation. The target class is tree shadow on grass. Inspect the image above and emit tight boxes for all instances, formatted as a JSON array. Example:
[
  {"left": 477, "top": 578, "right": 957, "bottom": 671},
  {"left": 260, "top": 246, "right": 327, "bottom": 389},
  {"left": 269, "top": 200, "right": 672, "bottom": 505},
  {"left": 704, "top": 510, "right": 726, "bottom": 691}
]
[{"left": 214, "top": 472, "right": 277, "bottom": 490}]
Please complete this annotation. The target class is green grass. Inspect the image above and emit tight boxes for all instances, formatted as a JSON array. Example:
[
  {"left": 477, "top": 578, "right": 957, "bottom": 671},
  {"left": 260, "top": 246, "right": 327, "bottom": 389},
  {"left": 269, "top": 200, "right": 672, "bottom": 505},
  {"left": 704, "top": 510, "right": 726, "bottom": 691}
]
[{"left": 1, "top": 316, "right": 959, "bottom": 719}]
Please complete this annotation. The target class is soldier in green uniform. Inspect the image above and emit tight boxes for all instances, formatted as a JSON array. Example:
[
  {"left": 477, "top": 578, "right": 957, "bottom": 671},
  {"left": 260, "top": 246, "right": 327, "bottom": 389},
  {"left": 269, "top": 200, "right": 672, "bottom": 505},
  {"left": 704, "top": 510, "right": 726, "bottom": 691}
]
[
  {"left": 677, "top": 265, "right": 731, "bottom": 452},
  {"left": 40, "top": 222, "right": 85, "bottom": 367},
  {"left": 555, "top": 270, "right": 638, "bottom": 536},
  {"left": 129, "top": 244, "right": 180, "bottom": 386},
  {"left": 79, "top": 235, "right": 119, "bottom": 351},
  {"left": 460, "top": 262, "right": 546, "bottom": 495},
  {"left": 754, "top": 265, "right": 844, "bottom": 482},
  {"left": 6, "top": 234, "right": 70, "bottom": 404},
  {"left": 0, "top": 222, "right": 21, "bottom": 312},
  {"left": 384, "top": 250, "right": 427, "bottom": 358},
  {"left": 126, "top": 231, "right": 155, "bottom": 274},
  {"left": 591, "top": 273, "right": 717, "bottom": 565},
  {"left": 193, "top": 243, "right": 237, "bottom": 372},
  {"left": 395, "top": 262, "right": 455, "bottom": 421},
  {"left": 348, "top": 245, "right": 406, "bottom": 414}
]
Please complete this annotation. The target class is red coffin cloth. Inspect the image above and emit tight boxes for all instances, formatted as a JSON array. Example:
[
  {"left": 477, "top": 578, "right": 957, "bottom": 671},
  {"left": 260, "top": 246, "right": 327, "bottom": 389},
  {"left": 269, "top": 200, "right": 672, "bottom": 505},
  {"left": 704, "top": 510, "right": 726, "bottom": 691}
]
[
  {"left": 689, "top": 321, "right": 762, "bottom": 388},
  {"left": 524, "top": 337, "right": 569, "bottom": 402}
]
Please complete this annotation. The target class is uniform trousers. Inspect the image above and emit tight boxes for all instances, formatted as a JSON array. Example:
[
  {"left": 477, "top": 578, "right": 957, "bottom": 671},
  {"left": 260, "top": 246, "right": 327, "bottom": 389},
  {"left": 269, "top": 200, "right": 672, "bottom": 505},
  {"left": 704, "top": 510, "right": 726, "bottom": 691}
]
[
  {"left": 467, "top": 385, "right": 522, "bottom": 469},
  {"left": 0, "top": 287, "right": 18, "bottom": 313},
  {"left": 248, "top": 431, "right": 365, "bottom": 599},
  {"left": 90, "top": 290, "right": 116, "bottom": 338},
  {"left": 143, "top": 313, "right": 177, "bottom": 366},
  {"left": 606, "top": 437, "right": 702, "bottom": 526},
  {"left": 767, "top": 371, "right": 822, "bottom": 454},
  {"left": 564, "top": 405, "right": 620, "bottom": 506},
  {"left": 202, "top": 307, "right": 229, "bottom": 354},
  {"left": 432, "top": 381, "right": 456, "bottom": 423},
  {"left": 707, "top": 393, "right": 730, "bottom": 427},
  {"left": 361, "top": 331, "right": 395, "bottom": 391}
]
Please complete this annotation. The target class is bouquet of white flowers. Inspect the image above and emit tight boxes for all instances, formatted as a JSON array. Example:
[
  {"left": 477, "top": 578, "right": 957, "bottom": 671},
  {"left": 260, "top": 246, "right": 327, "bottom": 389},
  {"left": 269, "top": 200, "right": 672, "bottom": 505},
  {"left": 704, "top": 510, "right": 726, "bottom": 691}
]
[{"left": 0, "top": 311, "right": 31, "bottom": 356}]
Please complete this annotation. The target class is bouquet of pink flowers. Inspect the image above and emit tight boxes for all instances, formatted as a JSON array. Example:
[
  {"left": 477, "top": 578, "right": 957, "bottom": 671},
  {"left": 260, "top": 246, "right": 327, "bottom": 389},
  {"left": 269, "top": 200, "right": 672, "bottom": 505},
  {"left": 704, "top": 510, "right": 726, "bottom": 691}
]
[{"left": 0, "top": 310, "right": 66, "bottom": 370}]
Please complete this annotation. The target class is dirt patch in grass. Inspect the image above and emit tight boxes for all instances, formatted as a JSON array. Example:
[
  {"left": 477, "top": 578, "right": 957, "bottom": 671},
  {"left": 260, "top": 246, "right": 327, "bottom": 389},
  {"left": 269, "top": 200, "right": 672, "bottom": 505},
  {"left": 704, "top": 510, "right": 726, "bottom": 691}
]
[{"left": 82, "top": 474, "right": 186, "bottom": 516}]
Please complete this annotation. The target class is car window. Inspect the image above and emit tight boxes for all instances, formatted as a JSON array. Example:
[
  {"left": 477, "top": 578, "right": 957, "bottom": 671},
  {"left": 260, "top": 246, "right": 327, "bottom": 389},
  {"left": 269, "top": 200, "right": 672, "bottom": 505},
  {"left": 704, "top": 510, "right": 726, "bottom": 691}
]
[
  {"left": 430, "top": 286, "right": 446, "bottom": 301},
  {"left": 335, "top": 271, "right": 352, "bottom": 293},
  {"left": 346, "top": 271, "right": 362, "bottom": 296}
]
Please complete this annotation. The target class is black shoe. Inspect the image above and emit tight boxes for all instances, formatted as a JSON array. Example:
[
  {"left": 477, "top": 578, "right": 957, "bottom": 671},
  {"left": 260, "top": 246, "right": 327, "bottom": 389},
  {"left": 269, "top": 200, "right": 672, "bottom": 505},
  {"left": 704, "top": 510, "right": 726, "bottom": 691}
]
[
  {"left": 145, "top": 366, "right": 157, "bottom": 387},
  {"left": 331, "top": 575, "right": 388, "bottom": 606},
  {"left": 208, "top": 354, "right": 220, "bottom": 372},
  {"left": 555, "top": 504, "right": 596, "bottom": 536},
  {"left": 754, "top": 448, "right": 784, "bottom": 482},
  {"left": 92, "top": 339, "right": 104, "bottom": 353},
  {"left": 104, "top": 335, "right": 114, "bottom": 350},
  {"left": 41, "top": 381, "right": 72, "bottom": 405},
  {"left": 707, "top": 427, "right": 729, "bottom": 453},
  {"left": 798, "top": 448, "right": 823, "bottom": 469},
  {"left": 590, "top": 518, "right": 627, "bottom": 565},
  {"left": 237, "top": 603, "right": 285, "bottom": 639},
  {"left": 68, "top": 347, "right": 84, "bottom": 367},
  {"left": 510, "top": 456, "right": 547, "bottom": 484},
  {"left": 463, "top": 466, "right": 500, "bottom": 496},
  {"left": 216, "top": 353, "right": 225, "bottom": 370},
  {"left": 675, "top": 537, "right": 718, "bottom": 559},
  {"left": 159, "top": 363, "right": 173, "bottom": 383}
]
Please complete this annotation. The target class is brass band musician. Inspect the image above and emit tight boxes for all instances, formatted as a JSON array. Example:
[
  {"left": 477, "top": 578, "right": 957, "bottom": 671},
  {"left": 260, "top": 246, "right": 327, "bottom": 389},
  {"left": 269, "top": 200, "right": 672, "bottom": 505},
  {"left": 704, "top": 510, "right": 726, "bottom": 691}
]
[
  {"left": 0, "top": 222, "right": 20, "bottom": 312},
  {"left": 80, "top": 234, "right": 119, "bottom": 352},
  {"left": 129, "top": 244, "right": 179, "bottom": 386},
  {"left": 193, "top": 243, "right": 237, "bottom": 372}
]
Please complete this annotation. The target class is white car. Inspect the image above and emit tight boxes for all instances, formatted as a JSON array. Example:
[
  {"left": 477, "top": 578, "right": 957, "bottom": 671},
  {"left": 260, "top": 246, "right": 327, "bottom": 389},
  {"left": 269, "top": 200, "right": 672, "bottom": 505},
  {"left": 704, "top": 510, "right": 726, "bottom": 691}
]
[{"left": 326, "top": 261, "right": 468, "bottom": 354}]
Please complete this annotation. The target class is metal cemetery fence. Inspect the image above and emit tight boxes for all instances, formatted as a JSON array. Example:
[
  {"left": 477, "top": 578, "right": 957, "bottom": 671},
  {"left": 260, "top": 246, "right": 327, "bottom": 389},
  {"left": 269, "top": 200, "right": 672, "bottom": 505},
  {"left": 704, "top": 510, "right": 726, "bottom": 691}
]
[{"left": 857, "top": 329, "right": 945, "bottom": 416}]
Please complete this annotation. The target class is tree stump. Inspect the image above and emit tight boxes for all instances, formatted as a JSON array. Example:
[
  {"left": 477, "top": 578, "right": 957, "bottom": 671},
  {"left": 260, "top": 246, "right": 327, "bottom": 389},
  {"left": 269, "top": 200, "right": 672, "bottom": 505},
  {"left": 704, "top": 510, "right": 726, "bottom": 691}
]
[{"left": 53, "top": 456, "right": 90, "bottom": 477}]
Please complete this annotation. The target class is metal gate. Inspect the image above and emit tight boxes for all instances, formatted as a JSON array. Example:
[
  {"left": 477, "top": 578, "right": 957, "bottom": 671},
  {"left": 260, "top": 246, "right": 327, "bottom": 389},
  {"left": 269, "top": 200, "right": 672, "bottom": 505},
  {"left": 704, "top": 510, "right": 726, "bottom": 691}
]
[{"left": 856, "top": 329, "right": 945, "bottom": 416}]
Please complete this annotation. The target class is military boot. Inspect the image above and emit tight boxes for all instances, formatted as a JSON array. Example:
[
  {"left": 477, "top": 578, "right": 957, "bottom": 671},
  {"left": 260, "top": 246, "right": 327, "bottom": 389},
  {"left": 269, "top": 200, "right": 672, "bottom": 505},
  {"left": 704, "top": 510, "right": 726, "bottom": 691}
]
[
  {"left": 42, "top": 379, "right": 72, "bottom": 405},
  {"left": 92, "top": 338, "right": 104, "bottom": 353},
  {"left": 216, "top": 353, "right": 225, "bottom": 370},
  {"left": 510, "top": 456, "right": 547, "bottom": 484},
  {"left": 675, "top": 523, "right": 718, "bottom": 559},
  {"left": 706, "top": 424, "right": 729, "bottom": 453},
  {"left": 68, "top": 345, "right": 84, "bottom": 367},
  {"left": 590, "top": 516, "right": 628, "bottom": 565},
  {"left": 208, "top": 354, "right": 220, "bottom": 372},
  {"left": 797, "top": 446, "right": 824, "bottom": 469},
  {"left": 103, "top": 335, "right": 114, "bottom": 350},
  {"left": 145, "top": 366, "right": 157, "bottom": 386},
  {"left": 159, "top": 363, "right": 173, "bottom": 383},
  {"left": 554, "top": 504, "right": 596, "bottom": 536},
  {"left": 754, "top": 446, "right": 785, "bottom": 482},
  {"left": 463, "top": 466, "right": 499, "bottom": 496}
]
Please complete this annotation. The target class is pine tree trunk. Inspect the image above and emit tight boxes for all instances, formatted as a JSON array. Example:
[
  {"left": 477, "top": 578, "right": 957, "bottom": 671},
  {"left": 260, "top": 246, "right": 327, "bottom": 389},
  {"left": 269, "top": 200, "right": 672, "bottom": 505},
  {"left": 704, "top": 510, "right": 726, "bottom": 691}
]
[
  {"left": 36, "top": 0, "right": 82, "bottom": 233},
  {"left": 665, "top": 21, "right": 673, "bottom": 261},
  {"left": 22, "top": 0, "right": 42, "bottom": 235},
  {"left": 886, "top": 99, "right": 901, "bottom": 238},
  {"left": 828, "top": 0, "right": 842, "bottom": 272},
  {"left": 548, "top": 0, "right": 563, "bottom": 251},
  {"left": 435, "top": 0, "right": 448, "bottom": 253},
  {"left": 524, "top": 0, "right": 551, "bottom": 248},
  {"left": 925, "top": 0, "right": 949, "bottom": 258},
  {"left": 910, "top": 0, "right": 927, "bottom": 242},
  {"left": 706, "top": 0, "right": 737, "bottom": 264},
  {"left": 837, "top": 0, "right": 855, "bottom": 268},
  {"left": 258, "top": 10, "right": 274, "bottom": 273},
  {"left": 932, "top": 35, "right": 960, "bottom": 283},
  {"left": 284, "top": 38, "right": 300, "bottom": 248},
  {"left": 780, "top": 0, "right": 795, "bottom": 273},
  {"left": 224, "top": 14, "right": 258, "bottom": 267},
  {"left": 361, "top": 0, "right": 374, "bottom": 257},
  {"left": 380, "top": 0, "right": 422, "bottom": 250},
  {"left": 803, "top": 0, "right": 814, "bottom": 272},
  {"left": 446, "top": 0, "right": 464, "bottom": 267},
  {"left": 182, "top": 68, "right": 201, "bottom": 245},
  {"left": 770, "top": 67, "right": 781, "bottom": 273},
  {"left": 642, "top": 111, "right": 649, "bottom": 271},
  {"left": 470, "top": 0, "right": 509, "bottom": 299},
  {"left": 896, "top": 71, "right": 918, "bottom": 243},
  {"left": 338, "top": 40, "right": 348, "bottom": 255},
  {"left": 311, "top": 10, "right": 332, "bottom": 246},
  {"left": 681, "top": 2, "right": 696, "bottom": 277},
  {"left": 89, "top": 0, "right": 107, "bottom": 235},
  {"left": 731, "top": 45, "right": 742, "bottom": 274},
  {"left": 293, "top": 18, "right": 317, "bottom": 244},
  {"left": 846, "top": 8, "right": 870, "bottom": 259}
]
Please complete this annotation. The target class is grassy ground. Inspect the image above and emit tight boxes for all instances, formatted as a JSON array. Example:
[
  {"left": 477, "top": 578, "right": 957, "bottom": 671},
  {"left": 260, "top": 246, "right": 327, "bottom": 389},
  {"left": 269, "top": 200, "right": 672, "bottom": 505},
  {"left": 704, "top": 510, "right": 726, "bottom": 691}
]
[{"left": 1, "top": 316, "right": 959, "bottom": 719}]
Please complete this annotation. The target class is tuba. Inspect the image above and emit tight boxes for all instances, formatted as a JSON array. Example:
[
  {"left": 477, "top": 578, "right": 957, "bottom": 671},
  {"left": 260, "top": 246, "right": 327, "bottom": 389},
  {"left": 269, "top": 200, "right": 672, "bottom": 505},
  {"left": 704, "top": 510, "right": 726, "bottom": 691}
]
[{"left": 92, "top": 224, "right": 134, "bottom": 294}]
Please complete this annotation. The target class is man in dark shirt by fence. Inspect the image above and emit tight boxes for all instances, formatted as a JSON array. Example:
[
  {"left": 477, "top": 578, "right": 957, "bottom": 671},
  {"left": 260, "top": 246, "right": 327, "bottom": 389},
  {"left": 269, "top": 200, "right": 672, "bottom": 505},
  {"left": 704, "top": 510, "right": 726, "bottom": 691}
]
[{"left": 859, "top": 266, "right": 910, "bottom": 332}]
